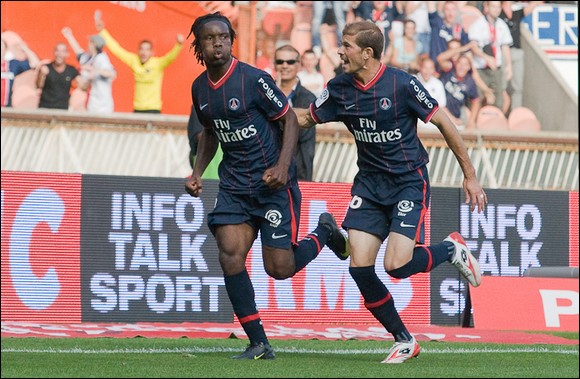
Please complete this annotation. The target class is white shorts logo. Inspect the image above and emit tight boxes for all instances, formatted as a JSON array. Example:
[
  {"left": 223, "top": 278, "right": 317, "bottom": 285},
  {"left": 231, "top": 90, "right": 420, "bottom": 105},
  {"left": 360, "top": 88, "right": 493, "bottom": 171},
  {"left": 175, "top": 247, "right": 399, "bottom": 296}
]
[
  {"left": 397, "top": 200, "right": 414, "bottom": 213},
  {"left": 349, "top": 195, "right": 363, "bottom": 209},
  {"left": 265, "top": 209, "right": 283, "bottom": 227}
]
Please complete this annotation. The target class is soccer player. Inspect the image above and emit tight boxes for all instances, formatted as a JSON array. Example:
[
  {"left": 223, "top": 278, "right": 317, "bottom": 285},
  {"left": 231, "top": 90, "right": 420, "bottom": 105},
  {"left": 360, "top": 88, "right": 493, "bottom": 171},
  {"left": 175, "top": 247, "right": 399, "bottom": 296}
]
[
  {"left": 184, "top": 12, "right": 348, "bottom": 360},
  {"left": 295, "top": 20, "right": 487, "bottom": 364}
]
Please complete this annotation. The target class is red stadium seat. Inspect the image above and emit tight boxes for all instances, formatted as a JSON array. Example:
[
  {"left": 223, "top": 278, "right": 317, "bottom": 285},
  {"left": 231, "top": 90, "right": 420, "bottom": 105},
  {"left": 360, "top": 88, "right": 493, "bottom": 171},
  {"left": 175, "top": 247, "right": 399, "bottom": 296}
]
[
  {"left": 508, "top": 106, "right": 539, "bottom": 129},
  {"left": 508, "top": 106, "right": 541, "bottom": 132},
  {"left": 510, "top": 118, "right": 542, "bottom": 132},
  {"left": 476, "top": 105, "right": 508, "bottom": 131}
]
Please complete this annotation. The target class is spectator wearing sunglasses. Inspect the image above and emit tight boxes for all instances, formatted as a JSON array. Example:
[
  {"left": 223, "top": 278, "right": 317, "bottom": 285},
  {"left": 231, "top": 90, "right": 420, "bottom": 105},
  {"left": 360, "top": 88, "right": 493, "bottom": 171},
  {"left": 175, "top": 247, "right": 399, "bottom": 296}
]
[{"left": 275, "top": 45, "right": 317, "bottom": 182}]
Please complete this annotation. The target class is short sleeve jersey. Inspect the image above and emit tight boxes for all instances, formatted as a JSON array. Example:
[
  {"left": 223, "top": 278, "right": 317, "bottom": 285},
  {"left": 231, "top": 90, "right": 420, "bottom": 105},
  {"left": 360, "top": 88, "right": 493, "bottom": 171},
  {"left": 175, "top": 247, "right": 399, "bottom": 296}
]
[
  {"left": 191, "top": 58, "right": 294, "bottom": 194},
  {"left": 310, "top": 64, "right": 438, "bottom": 174}
]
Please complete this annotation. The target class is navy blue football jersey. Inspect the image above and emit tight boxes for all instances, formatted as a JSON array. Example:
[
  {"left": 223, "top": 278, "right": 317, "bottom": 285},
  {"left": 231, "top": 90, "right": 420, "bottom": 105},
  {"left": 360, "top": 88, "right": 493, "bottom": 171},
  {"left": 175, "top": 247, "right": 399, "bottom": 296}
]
[
  {"left": 310, "top": 64, "right": 439, "bottom": 174},
  {"left": 191, "top": 58, "right": 295, "bottom": 194}
]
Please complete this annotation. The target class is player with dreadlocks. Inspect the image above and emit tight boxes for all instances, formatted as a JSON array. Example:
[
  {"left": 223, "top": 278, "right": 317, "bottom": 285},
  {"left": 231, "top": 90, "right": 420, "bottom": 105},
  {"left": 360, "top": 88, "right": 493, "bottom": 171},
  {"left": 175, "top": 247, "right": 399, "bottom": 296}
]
[{"left": 184, "top": 12, "right": 349, "bottom": 360}]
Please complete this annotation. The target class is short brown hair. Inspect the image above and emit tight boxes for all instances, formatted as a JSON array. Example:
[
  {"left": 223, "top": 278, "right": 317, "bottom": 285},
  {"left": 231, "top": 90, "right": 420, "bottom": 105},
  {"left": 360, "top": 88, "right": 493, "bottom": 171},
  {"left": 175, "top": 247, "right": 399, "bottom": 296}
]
[{"left": 342, "top": 21, "right": 384, "bottom": 60}]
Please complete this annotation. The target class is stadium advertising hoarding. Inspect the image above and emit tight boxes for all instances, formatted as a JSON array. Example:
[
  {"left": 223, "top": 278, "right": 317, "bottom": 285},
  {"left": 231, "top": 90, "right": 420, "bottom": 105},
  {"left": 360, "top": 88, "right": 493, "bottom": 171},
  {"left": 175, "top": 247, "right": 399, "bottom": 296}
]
[
  {"left": 1, "top": 172, "right": 83, "bottom": 322},
  {"left": 471, "top": 277, "right": 579, "bottom": 331},
  {"left": 524, "top": 3, "right": 578, "bottom": 53},
  {"left": 429, "top": 188, "right": 574, "bottom": 325},
  {"left": 79, "top": 175, "right": 230, "bottom": 323},
  {"left": 1, "top": 171, "right": 578, "bottom": 329}
]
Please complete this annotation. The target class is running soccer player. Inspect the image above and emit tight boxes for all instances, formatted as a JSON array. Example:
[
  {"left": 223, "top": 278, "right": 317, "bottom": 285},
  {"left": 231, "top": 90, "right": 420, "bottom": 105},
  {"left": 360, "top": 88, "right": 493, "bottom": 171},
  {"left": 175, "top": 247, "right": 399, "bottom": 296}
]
[
  {"left": 295, "top": 20, "right": 487, "bottom": 364},
  {"left": 184, "top": 12, "right": 348, "bottom": 360}
]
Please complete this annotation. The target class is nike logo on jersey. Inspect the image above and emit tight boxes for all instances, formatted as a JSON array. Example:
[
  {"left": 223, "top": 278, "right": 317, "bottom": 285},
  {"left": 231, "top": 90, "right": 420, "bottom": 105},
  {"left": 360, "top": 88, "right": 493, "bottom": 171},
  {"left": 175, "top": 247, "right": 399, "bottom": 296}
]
[
  {"left": 200, "top": 103, "right": 208, "bottom": 110},
  {"left": 400, "top": 221, "right": 416, "bottom": 228},
  {"left": 272, "top": 233, "right": 288, "bottom": 239},
  {"left": 344, "top": 104, "right": 356, "bottom": 110}
]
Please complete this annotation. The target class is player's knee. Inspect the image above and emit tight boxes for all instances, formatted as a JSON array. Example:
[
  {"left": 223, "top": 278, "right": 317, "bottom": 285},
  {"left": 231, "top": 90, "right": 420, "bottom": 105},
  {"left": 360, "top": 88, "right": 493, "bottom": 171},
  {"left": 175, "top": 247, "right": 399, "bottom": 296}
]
[
  {"left": 386, "top": 266, "right": 411, "bottom": 279},
  {"left": 265, "top": 267, "right": 292, "bottom": 280},
  {"left": 384, "top": 260, "right": 400, "bottom": 273},
  {"left": 218, "top": 252, "right": 245, "bottom": 274}
]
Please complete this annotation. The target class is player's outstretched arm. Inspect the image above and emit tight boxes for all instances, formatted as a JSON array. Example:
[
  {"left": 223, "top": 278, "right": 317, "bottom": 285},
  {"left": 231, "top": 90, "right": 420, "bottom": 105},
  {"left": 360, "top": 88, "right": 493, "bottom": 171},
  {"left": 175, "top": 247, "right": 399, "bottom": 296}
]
[
  {"left": 430, "top": 108, "right": 487, "bottom": 213},
  {"left": 294, "top": 107, "right": 317, "bottom": 128}
]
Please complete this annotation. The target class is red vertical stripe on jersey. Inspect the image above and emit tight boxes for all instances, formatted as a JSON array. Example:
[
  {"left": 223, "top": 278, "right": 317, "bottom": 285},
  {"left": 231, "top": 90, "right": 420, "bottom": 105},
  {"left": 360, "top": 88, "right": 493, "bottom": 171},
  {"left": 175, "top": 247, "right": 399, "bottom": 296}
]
[
  {"left": 287, "top": 188, "right": 298, "bottom": 244},
  {"left": 415, "top": 167, "right": 428, "bottom": 244}
]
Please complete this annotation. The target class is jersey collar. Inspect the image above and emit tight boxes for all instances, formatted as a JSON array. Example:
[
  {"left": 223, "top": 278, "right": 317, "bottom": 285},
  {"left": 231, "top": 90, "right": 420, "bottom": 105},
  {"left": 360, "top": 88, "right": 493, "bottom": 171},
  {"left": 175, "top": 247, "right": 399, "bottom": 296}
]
[
  {"left": 354, "top": 63, "right": 386, "bottom": 91},
  {"left": 208, "top": 58, "right": 238, "bottom": 89}
]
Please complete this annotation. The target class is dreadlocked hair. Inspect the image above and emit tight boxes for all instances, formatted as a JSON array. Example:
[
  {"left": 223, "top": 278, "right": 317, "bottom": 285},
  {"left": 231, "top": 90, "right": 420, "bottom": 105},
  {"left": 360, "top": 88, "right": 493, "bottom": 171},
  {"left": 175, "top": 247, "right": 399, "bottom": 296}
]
[{"left": 187, "top": 11, "right": 237, "bottom": 66}]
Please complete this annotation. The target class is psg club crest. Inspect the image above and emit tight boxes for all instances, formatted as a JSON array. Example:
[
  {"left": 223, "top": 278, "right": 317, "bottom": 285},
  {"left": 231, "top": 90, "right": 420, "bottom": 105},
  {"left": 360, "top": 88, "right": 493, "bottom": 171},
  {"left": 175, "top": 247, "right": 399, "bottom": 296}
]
[
  {"left": 228, "top": 98, "right": 240, "bottom": 110},
  {"left": 379, "top": 97, "right": 392, "bottom": 110}
]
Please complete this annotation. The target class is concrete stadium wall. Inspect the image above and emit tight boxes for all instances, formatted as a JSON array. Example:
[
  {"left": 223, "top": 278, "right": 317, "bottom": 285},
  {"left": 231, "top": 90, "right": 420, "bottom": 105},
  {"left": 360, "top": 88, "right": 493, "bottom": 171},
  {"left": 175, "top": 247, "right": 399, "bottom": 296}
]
[{"left": 522, "top": 28, "right": 578, "bottom": 133}]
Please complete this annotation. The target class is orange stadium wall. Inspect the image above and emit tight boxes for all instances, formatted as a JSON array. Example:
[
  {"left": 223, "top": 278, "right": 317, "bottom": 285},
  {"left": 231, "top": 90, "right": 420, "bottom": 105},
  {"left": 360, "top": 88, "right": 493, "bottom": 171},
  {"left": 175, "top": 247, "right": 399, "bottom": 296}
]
[{"left": 1, "top": 1, "right": 242, "bottom": 115}]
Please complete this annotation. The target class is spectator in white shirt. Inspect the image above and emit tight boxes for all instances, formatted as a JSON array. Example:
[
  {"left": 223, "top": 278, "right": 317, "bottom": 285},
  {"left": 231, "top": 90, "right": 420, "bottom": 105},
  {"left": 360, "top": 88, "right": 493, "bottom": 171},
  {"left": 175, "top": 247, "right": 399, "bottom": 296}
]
[
  {"left": 467, "top": 0, "right": 513, "bottom": 112},
  {"left": 297, "top": 49, "right": 325, "bottom": 97},
  {"left": 415, "top": 56, "right": 448, "bottom": 129}
]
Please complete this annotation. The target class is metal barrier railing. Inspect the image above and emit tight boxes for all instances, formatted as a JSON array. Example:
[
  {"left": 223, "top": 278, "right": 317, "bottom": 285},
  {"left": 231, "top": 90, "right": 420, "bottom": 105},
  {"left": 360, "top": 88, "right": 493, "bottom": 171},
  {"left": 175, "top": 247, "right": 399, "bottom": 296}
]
[
  {"left": 313, "top": 123, "right": 578, "bottom": 190},
  {"left": 2, "top": 109, "right": 578, "bottom": 190}
]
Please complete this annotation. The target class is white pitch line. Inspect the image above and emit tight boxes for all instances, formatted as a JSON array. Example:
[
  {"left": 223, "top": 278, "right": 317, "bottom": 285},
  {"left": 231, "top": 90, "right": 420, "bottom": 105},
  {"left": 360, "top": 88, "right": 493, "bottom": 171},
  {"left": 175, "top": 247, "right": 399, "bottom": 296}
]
[{"left": 2, "top": 346, "right": 578, "bottom": 355}]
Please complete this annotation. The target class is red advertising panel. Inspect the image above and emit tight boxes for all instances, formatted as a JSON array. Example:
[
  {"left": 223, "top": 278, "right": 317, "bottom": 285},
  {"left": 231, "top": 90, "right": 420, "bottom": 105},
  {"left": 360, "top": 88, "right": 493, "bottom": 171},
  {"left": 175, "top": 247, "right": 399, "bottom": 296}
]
[
  {"left": 570, "top": 191, "right": 579, "bottom": 267},
  {"left": 471, "top": 277, "right": 579, "bottom": 331},
  {"left": 1, "top": 171, "right": 82, "bottom": 322},
  {"left": 252, "top": 182, "right": 431, "bottom": 325}
]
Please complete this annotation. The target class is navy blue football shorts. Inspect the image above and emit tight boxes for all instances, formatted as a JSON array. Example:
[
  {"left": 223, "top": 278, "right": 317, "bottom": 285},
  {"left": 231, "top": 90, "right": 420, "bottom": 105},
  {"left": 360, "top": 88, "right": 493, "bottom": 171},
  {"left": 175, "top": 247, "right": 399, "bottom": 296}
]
[
  {"left": 342, "top": 167, "right": 430, "bottom": 243},
  {"left": 207, "top": 182, "right": 302, "bottom": 249}
]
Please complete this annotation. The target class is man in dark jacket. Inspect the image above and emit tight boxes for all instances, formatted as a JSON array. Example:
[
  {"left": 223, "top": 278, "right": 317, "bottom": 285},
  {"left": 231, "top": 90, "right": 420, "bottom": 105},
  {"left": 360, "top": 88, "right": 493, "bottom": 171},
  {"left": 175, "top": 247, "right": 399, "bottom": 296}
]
[{"left": 274, "top": 44, "right": 317, "bottom": 181}]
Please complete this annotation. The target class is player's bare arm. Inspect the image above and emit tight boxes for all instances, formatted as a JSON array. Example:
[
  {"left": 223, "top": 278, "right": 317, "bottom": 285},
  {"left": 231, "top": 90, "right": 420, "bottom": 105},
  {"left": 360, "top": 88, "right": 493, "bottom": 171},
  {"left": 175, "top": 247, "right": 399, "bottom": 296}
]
[
  {"left": 263, "top": 109, "right": 299, "bottom": 189},
  {"left": 430, "top": 108, "right": 487, "bottom": 213},
  {"left": 185, "top": 127, "right": 219, "bottom": 197}
]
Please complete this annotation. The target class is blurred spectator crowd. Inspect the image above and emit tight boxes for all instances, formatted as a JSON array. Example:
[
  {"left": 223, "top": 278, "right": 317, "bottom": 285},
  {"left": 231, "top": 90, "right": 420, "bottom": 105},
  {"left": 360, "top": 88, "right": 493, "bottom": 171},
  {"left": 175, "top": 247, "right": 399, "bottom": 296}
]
[
  {"left": 253, "top": 0, "right": 547, "bottom": 132},
  {"left": 2, "top": 1, "right": 557, "bottom": 133}
]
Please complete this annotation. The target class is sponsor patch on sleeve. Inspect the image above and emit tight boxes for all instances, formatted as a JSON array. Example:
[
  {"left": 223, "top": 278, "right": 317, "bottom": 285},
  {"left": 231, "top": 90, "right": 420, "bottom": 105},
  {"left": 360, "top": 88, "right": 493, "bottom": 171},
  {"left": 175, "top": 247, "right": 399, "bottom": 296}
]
[
  {"left": 409, "top": 78, "right": 434, "bottom": 110},
  {"left": 314, "top": 88, "right": 329, "bottom": 108},
  {"left": 257, "top": 76, "right": 284, "bottom": 109}
]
